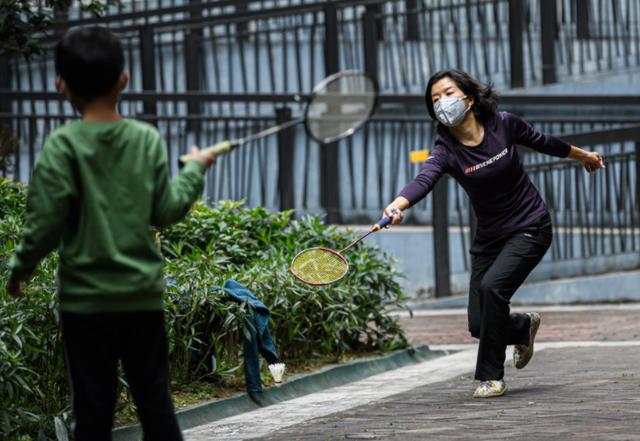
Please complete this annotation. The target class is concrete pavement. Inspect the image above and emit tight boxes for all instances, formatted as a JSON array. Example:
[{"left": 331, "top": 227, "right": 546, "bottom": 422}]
[
  {"left": 249, "top": 344, "right": 640, "bottom": 441},
  {"left": 183, "top": 304, "right": 640, "bottom": 441}
]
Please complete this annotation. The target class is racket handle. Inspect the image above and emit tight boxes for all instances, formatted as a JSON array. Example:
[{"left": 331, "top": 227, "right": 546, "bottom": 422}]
[
  {"left": 373, "top": 208, "right": 398, "bottom": 231},
  {"left": 178, "top": 140, "right": 234, "bottom": 164}
]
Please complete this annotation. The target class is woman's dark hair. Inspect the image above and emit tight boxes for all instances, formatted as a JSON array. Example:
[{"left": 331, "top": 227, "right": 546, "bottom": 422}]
[{"left": 425, "top": 69, "right": 498, "bottom": 127}]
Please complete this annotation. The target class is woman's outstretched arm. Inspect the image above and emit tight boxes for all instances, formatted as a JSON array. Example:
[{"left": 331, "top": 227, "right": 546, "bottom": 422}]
[{"left": 505, "top": 112, "right": 605, "bottom": 173}]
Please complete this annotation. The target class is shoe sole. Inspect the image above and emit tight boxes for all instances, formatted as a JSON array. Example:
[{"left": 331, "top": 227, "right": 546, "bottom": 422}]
[{"left": 515, "top": 313, "right": 541, "bottom": 369}]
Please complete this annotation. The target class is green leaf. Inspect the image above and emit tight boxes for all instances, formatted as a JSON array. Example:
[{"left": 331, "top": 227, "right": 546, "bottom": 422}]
[{"left": 54, "top": 415, "right": 69, "bottom": 441}]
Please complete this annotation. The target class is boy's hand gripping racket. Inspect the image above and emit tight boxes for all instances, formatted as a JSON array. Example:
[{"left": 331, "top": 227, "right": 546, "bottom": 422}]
[
  {"left": 179, "top": 70, "right": 378, "bottom": 163},
  {"left": 290, "top": 209, "right": 398, "bottom": 286}
]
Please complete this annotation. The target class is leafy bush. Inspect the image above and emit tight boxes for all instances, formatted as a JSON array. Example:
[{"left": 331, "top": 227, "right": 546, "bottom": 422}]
[{"left": 0, "top": 179, "right": 408, "bottom": 439}]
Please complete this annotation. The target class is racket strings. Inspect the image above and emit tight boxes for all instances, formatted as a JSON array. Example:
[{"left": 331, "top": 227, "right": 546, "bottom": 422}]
[
  {"left": 290, "top": 248, "right": 349, "bottom": 285},
  {"left": 306, "top": 72, "right": 376, "bottom": 144}
]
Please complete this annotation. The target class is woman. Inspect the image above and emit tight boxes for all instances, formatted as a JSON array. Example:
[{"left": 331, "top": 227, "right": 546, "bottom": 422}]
[{"left": 384, "top": 69, "right": 604, "bottom": 398}]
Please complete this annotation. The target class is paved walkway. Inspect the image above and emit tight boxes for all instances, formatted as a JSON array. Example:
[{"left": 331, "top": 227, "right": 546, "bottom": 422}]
[
  {"left": 184, "top": 349, "right": 476, "bottom": 440},
  {"left": 399, "top": 304, "right": 640, "bottom": 346},
  {"left": 184, "top": 305, "right": 640, "bottom": 441}
]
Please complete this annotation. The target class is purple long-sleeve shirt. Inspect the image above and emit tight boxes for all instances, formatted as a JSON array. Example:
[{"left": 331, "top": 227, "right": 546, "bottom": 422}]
[{"left": 399, "top": 111, "right": 571, "bottom": 237}]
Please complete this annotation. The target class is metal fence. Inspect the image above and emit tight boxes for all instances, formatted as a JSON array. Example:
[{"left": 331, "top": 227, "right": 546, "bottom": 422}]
[
  {"left": 2, "top": 96, "right": 638, "bottom": 219},
  {"left": 373, "top": 0, "right": 640, "bottom": 91},
  {"left": 58, "top": 0, "right": 325, "bottom": 22},
  {"left": 3, "top": 103, "right": 637, "bottom": 297},
  {"left": 4, "top": 0, "right": 640, "bottom": 99}
]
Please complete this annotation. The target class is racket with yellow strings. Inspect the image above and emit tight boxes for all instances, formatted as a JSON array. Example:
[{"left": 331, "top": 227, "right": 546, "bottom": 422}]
[{"left": 290, "top": 209, "right": 398, "bottom": 286}]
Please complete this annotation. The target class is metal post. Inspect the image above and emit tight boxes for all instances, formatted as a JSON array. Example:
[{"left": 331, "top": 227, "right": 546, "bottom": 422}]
[
  {"left": 323, "top": 3, "right": 340, "bottom": 76},
  {"left": 362, "top": 6, "right": 379, "bottom": 83},
  {"left": 0, "top": 55, "right": 10, "bottom": 113},
  {"left": 576, "top": 0, "right": 590, "bottom": 40},
  {"left": 405, "top": 0, "right": 420, "bottom": 41},
  {"left": 433, "top": 177, "right": 451, "bottom": 298},
  {"left": 508, "top": 0, "right": 525, "bottom": 88},
  {"left": 320, "top": 142, "right": 341, "bottom": 223},
  {"left": 0, "top": 55, "right": 13, "bottom": 177},
  {"left": 185, "top": 0, "right": 203, "bottom": 130},
  {"left": 540, "top": 0, "right": 557, "bottom": 84},
  {"left": 636, "top": 142, "right": 640, "bottom": 214},
  {"left": 371, "top": 4, "right": 384, "bottom": 41},
  {"left": 235, "top": 2, "right": 249, "bottom": 41},
  {"left": 321, "top": 3, "right": 341, "bottom": 223},
  {"left": 276, "top": 107, "right": 295, "bottom": 212},
  {"left": 139, "top": 26, "right": 157, "bottom": 121}
]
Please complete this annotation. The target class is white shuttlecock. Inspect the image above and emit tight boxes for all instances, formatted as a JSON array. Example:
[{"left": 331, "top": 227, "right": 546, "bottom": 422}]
[{"left": 268, "top": 363, "right": 286, "bottom": 384}]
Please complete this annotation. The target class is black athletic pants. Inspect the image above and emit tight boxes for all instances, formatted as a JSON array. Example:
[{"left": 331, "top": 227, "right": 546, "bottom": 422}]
[
  {"left": 468, "top": 213, "right": 552, "bottom": 381},
  {"left": 60, "top": 311, "right": 182, "bottom": 441}
]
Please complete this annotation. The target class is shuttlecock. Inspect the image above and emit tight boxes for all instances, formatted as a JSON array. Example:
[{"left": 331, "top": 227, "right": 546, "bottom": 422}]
[{"left": 268, "top": 363, "right": 286, "bottom": 384}]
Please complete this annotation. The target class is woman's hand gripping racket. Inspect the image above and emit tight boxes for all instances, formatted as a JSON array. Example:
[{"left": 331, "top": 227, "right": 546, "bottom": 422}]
[
  {"left": 179, "top": 70, "right": 378, "bottom": 163},
  {"left": 290, "top": 209, "right": 398, "bottom": 286}
]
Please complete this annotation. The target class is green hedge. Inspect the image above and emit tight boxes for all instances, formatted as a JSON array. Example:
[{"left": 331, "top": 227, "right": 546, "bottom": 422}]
[{"left": 0, "top": 179, "right": 409, "bottom": 439}]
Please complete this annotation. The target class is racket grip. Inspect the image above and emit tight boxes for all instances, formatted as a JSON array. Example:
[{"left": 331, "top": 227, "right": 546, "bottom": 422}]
[
  {"left": 373, "top": 208, "right": 398, "bottom": 231},
  {"left": 178, "top": 140, "right": 233, "bottom": 164}
]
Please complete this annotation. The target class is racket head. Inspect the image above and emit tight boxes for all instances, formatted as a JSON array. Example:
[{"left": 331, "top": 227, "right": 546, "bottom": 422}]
[
  {"left": 290, "top": 247, "right": 349, "bottom": 286},
  {"left": 304, "top": 70, "right": 378, "bottom": 144}
]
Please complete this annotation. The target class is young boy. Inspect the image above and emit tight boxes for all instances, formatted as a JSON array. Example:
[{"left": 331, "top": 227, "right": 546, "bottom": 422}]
[{"left": 7, "top": 27, "right": 212, "bottom": 440}]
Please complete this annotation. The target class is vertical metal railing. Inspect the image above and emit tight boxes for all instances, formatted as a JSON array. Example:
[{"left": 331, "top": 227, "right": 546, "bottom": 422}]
[{"left": 7, "top": 0, "right": 640, "bottom": 98}]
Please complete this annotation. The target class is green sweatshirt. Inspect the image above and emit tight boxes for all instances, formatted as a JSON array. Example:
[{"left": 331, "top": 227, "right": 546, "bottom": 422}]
[{"left": 9, "top": 119, "right": 206, "bottom": 313}]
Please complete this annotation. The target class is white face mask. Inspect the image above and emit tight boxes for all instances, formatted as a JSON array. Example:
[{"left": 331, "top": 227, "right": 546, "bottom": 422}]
[{"left": 434, "top": 95, "right": 470, "bottom": 127}]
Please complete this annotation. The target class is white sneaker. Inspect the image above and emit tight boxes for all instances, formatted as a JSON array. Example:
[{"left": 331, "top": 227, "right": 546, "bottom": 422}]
[
  {"left": 514, "top": 312, "right": 541, "bottom": 369},
  {"left": 473, "top": 380, "right": 507, "bottom": 398}
]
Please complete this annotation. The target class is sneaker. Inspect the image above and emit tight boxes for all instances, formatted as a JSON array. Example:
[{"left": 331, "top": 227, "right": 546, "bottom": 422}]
[
  {"left": 513, "top": 312, "right": 541, "bottom": 369},
  {"left": 473, "top": 380, "right": 507, "bottom": 398}
]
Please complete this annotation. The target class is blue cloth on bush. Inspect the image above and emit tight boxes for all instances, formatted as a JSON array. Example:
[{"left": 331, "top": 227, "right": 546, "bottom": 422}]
[{"left": 213, "top": 279, "right": 279, "bottom": 393}]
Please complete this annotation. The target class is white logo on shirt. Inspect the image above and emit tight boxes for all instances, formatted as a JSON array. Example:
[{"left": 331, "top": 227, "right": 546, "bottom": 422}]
[{"left": 464, "top": 148, "right": 508, "bottom": 174}]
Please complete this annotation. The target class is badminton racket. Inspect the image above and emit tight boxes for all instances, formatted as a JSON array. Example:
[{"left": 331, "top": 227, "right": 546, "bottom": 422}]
[
  {"left": 179, "top": 70, "right": 378, "bottom": 163},
  {"left": 290, "top": 209, "right": 398, "bottom": 286}
]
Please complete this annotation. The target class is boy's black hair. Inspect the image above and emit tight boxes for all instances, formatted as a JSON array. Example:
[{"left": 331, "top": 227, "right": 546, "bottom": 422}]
[
  {"left": 55, "top": 27, "right": 124, "bottom": 101},
  {"left": 425, "top": 69, "right": 499, "bottom": 130}
]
